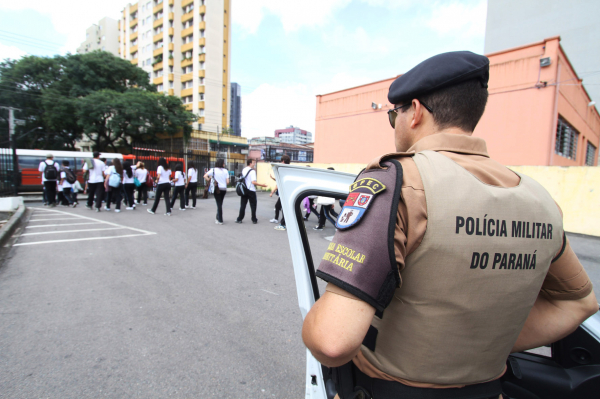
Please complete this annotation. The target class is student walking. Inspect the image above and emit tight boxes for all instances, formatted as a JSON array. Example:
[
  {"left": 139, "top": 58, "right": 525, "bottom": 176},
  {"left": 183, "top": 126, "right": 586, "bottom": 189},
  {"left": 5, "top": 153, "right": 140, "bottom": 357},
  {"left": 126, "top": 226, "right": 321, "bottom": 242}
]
[
  {"left": 269, "top": 155, "right": 290, "bottom": 231},
  {"left": 235, "top": 159, "right": 267, "bottom": 224},
  {"left": 122, "top": 161, "right": 136, "bottom": 210},
  {"left": 104, "top": 158, "right": 124, "bottom": 212},
  {"left": 204, "top": 158, "right": 230, "bottom": 224},
  {"left": 170, "top": 163, "right": 186, "bottom": 211},
  {"left": 38, "top": 154, "right": 60, "bottom": 207},
  {"left": 59, "top": 160, "right": 76, "bottom": 207},
  {"left": 84, "top": 152, "right": 107, "bottom": 212},
  {"left": 134, "top": 162, "right": 149, "bottom": 205},
  {"left": 185, "top": 161, "right": 198, "bottom": 209},
  {"left": 148, "top": 157, "right": 172, "bottom": 216}
]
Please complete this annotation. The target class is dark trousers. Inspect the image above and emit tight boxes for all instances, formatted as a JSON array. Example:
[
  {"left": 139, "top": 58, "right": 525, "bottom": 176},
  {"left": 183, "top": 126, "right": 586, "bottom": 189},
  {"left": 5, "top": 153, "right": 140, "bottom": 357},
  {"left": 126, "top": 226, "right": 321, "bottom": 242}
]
[
  {"left": 106, "top": 184, "right": 122, "bottom": 210},
  {"left": 62, "top": 187, "right": 75, "bottom": 205},
  {"left": 237, "top": 190, "right": 257, "bottom": 222},
  {"left": 124, "top": 183, "right": 135, "bottom": 208},
  {"left": 137, "top": 184, "right": 148, "bottom": 204},
  {"left": 170, "top": 185, "right": 185, "bottom": 209},
  {"left": 185, "top": 182, "right": 197, "bottom": 207},
  {"left": 304, "top": 198, "right": 318, "bottom": 220},
  {"left": 214, "top": 190, "right": 226, "bottom": 222},
  {"left": 151, "top": 183, "right": 171, "bottom": 213},
  {"left": 44, "top": 181, "right": 56, "bottom": 205},
  {"left": 274, "top": 198, "right": 285, "bottom": 226},
  {"left": 87, "top": 182, "right": 104, "bottom": 209},
  {"left": 318, "top": 205, "right": 338, "bottom": 227}
]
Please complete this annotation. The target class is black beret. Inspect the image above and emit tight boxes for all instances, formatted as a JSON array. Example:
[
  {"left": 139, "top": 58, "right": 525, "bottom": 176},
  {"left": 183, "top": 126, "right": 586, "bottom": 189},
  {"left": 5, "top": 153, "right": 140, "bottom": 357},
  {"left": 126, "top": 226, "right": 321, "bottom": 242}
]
[{"left": 388, "top": 51, "right": 489, "bottom": 105}]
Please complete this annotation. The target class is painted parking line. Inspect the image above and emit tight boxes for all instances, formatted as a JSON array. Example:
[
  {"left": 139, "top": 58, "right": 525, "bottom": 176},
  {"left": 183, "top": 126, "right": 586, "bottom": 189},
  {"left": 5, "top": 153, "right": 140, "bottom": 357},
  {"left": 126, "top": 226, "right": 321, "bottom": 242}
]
[
  {"left": 14, "top": 207, "right": 156, "bottom": 246},
  {"left": 29, "top": 218, "right": 82, "bottom": 222}
]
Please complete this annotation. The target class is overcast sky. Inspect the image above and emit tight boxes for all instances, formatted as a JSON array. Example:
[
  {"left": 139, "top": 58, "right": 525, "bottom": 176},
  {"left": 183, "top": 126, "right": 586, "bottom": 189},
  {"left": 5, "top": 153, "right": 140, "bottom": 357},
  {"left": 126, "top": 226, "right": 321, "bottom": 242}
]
[{"left": 0, "top": 0, "right": 487, "bottom": 139}]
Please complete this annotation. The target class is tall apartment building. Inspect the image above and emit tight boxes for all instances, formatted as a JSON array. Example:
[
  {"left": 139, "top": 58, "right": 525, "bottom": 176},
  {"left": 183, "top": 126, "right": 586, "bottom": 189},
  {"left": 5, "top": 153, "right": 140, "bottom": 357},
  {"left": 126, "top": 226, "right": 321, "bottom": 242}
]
[
  {"left": 118, "top": 0, "right": 231, "bottom": 133},
  {"left": 229, "top": 82, "right": 241, "bottom": 136},
  {"left": 77, "top": 17, "right": 120, "bottom": 56},
  {"left": 274, "top": 126, "right": 313, "bottom": 145}
]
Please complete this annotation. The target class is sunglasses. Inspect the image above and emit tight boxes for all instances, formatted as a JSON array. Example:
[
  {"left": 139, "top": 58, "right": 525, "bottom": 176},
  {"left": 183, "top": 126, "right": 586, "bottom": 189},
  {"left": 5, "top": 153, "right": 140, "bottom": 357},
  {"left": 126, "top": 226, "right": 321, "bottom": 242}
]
[{"left": 387, "top": 101, "right": 433, "bottom": 128}]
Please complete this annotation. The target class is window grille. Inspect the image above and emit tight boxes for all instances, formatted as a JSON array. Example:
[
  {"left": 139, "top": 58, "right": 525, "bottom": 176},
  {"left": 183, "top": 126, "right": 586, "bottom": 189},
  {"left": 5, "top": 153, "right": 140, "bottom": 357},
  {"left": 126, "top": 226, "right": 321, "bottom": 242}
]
[
  {"left": 585, "top": 142, "right": 597, "bottom": 166},
  {"left": 555, "top": 117, "right": 579, "bottom": 160}
]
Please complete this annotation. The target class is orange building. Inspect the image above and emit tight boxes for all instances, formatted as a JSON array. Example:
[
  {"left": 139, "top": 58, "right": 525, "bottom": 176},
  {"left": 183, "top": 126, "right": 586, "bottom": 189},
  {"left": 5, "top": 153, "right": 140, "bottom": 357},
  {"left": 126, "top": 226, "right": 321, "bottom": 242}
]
[{"left": 314, "top": 37, "right": 600, "bottom": 166}]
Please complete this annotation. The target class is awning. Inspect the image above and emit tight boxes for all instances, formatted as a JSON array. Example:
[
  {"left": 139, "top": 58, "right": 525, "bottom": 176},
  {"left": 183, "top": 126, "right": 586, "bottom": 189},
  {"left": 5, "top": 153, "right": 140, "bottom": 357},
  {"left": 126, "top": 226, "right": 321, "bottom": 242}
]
[{"left": 209, "top": 139, "right": 248, "bottom": 147}]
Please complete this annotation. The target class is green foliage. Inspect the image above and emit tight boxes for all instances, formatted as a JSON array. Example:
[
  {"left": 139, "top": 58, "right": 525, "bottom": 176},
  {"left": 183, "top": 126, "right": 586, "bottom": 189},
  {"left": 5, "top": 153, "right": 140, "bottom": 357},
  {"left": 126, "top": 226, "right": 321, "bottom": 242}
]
[{"left": 0, "top": 51, "right": 195, "bottom": 151}]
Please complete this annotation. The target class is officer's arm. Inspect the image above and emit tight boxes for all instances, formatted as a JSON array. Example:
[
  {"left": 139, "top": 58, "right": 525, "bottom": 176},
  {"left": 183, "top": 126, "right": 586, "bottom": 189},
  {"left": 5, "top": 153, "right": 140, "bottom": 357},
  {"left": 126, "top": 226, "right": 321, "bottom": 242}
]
[
  {"left": 302, "top": 291, "right": 375, "bottom": 367},
  {"left": 511, "top": 290, "right": 597, "bottom": 353}
]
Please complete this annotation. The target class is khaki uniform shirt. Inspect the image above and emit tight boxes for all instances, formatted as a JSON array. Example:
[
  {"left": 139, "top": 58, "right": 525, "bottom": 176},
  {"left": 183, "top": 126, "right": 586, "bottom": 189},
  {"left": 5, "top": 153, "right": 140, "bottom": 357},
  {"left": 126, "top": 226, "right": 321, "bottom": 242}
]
[{"left": 326, "top": 133, "right": 593, "bottom": 388}]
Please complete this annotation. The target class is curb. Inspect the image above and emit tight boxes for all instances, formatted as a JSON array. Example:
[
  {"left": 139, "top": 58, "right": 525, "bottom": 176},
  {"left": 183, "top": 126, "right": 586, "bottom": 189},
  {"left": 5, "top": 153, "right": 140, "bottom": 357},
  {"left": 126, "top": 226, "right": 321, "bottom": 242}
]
[{"left": 0, "top": 204, "right": 26, "bottom": 248}]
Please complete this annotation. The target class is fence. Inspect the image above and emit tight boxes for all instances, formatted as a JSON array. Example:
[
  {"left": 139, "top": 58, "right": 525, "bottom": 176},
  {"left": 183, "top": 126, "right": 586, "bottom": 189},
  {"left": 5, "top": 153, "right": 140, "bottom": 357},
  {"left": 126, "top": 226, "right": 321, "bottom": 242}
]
[{"left": 0, "top": 147, "right": 15, "bottom": 197}]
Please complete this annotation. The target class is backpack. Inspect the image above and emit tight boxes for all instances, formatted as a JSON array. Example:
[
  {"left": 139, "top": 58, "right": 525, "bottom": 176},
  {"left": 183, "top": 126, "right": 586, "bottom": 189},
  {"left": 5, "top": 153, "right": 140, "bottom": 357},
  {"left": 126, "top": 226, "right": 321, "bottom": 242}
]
[
  {"left": 85, "top": 158, "right": 94, "bottom": 170},
  {"left": 108, "top": 171, "right": 121, "bottom": 188},
  {"left": 235, "top": 168, "right": 252, "bottom": 197},
  {"left": 44, "top": 162, "right": 58, "bottom": 180},
  {"left": 62, "top": 168, "right": 76, "bottom": 184}
]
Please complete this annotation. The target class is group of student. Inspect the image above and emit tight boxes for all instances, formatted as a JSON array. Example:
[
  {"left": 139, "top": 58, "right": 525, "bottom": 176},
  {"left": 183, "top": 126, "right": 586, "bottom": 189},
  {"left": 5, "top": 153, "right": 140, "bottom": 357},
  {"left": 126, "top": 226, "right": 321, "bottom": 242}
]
[{"left": 38, "top": 154, "right": 83, "bottom": 207}]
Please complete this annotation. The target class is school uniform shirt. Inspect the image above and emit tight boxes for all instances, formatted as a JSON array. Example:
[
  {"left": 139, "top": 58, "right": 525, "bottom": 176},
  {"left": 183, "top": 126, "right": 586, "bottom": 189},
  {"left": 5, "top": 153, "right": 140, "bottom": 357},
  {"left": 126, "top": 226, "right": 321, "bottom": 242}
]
[
  {"left": 188, "top": 168, "right": 198, "bottom": 183},
  {"left": 242, "top": 166, "right": 257, "bottom": 192},
  {"left": 173, "top": 171, "right": 186, "bottom": 186},
  {"left": 157, "top": 166, "right": 171, "bottom": 184},
  {"left": 207, "top": 168, "right": 229, "bottom": 190},
  {"left": 123, "top": 171, "right": 135, "bottom": 184},
  {"left": 83, "top": 159, "right": 107, "bottom": 184},
  {"left": 135, "top": 168, "right": 148, "bottom": 183},
  {"left": 38, "top": 160, "right": 60, "bottom": 182},
  {"left": 60, "top": 169, "right": 72, "bottom": 188}
]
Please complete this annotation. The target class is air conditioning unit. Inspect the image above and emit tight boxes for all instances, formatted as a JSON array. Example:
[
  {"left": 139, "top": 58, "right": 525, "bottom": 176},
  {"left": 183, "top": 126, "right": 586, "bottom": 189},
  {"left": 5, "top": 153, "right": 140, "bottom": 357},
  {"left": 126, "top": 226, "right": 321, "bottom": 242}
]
[{"left": 540, "top": 57, "right": 551, "bottom": 67}]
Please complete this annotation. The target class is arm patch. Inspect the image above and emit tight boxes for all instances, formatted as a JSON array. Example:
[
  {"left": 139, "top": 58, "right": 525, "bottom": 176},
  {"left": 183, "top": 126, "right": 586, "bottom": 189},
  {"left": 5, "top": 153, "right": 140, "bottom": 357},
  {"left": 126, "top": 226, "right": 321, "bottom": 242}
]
[{"left": 316, "top": 160, "right": 403, "bottom": 311}]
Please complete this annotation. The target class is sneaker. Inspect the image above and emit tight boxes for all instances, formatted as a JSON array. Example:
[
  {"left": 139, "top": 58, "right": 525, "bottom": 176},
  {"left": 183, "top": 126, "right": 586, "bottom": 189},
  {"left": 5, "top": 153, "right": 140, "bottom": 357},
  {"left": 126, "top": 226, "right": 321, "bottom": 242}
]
[
  {"left": 147, "top": 209, "right": 155, "bottom": 214},
  {"left": 126, "top": 207, "right": 134, "bottom": 210},
  {"left": 115, "top": 209, "right": 121, "bottom": 213},
  {"left": 143, "top": 203, "right": 148, "bottom": 205},
  {"left": 274, "top": 225, "right": 287, "bottom": 231},
  {"left": 269, "top": 218, "right": 278, "bottom": 223},
  {"left": 252, "top": 220, "right": 258, "bottom": 224},
  {"left": 165, "top": 212, "right": 171, "bottom": 216},
  {"left": 104, "top": 207, "right": 110, "bottom": 211},
  {"left": 85, "top": 205, "right": 92, "bottom": 210},
  {"left": 313, "top": 225, "right": 324, "bottom": 231},
  {"left": 215, "top": 220, "right": 223, "bottom": 225},
  {"left": 43, "top": 203, "right": 48, "bottom": 206},
  {"left": 303, "top": 216, "right": 309, "bottom": 221},
  {"left": 71, "top": 203, "right": 77, "bottom": 208},
  {"left": 134, "top": 200, "right": 139, "bottom": 204},
  {"left": 185, "top": 205, "right": 190, "bottom": 208},
  {"left": 235, "top": 220, "right": 242, "bottom": 224},
  {"left": 95, "top": 208, "right": 101, "bottom": 212},
  {"left": 49, "top": 203, "right": 56, "bottom": 208},
  {"left": 191, "top": 206, "right": 195, "bottom": 209},
  {"left": 179, "top": 208, "right": 186, "bottom": 211}
]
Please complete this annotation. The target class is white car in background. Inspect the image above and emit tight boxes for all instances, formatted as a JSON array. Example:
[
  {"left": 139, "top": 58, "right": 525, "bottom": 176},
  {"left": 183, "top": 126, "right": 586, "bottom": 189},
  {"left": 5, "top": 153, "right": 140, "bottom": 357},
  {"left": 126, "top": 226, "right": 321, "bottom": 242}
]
[{"left": 271, "top": 163, "right": 600, "bottom": 399}]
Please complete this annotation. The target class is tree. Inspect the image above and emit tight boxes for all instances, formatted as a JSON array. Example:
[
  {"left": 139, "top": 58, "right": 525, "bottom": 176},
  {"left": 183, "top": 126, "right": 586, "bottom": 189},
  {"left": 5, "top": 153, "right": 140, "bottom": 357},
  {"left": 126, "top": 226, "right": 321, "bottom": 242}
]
[{"left": 0, "top": 51, "right": 195, "bottom": 151}]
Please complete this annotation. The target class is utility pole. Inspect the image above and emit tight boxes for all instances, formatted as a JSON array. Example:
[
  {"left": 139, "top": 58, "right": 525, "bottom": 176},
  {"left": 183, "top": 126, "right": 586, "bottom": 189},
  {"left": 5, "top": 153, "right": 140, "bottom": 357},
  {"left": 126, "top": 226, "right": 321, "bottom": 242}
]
[{"left": 0, "top": 106, "right": 20, "bottom": 195}]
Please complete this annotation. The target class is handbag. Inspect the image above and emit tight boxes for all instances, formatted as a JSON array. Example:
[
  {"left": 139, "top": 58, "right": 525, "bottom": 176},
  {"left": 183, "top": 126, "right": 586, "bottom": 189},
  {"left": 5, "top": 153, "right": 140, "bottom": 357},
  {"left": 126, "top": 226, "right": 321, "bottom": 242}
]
[{"left": 133, "top": 175, "right": 141, "bottom": 188}]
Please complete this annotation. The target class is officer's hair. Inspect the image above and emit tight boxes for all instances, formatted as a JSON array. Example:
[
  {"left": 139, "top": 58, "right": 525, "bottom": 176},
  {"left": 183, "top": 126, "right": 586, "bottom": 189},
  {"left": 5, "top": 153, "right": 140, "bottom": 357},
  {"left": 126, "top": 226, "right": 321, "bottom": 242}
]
[{"left": 405, "top": 79, "right": 488, "bottom": 132}]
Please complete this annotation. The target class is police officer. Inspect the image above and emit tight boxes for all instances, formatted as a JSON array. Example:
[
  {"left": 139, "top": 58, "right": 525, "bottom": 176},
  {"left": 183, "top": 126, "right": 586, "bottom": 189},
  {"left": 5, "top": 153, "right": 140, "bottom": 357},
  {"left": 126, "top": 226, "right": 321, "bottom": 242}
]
[{"left": 302, "top": 51, "right": 598, "bottom": 399}]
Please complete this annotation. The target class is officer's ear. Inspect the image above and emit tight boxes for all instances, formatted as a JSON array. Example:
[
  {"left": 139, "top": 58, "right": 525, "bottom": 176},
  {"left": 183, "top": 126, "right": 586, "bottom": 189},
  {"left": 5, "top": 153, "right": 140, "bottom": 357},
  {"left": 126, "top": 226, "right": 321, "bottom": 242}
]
[{"left": 410, "top": 99, "right": 426, "bottom": 129}]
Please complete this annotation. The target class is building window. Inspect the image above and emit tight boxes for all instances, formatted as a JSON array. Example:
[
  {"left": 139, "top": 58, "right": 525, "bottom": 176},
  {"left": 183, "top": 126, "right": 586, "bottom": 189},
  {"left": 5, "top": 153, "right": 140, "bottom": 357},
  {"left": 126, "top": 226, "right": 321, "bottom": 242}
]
[
  {"left": 154, "top": 69, "right": 163, "bottom": 78},
  {"left": 169, "top": 81, "right": 174, "bottom": 88},
  {"left": 200, "top": 30, "right": 205, "bottom": 38},
  {"left": 183, "top": 20, "right": 193, "bottom": 29},
  {"left": 199, "top": 62, "right": 205, "bottom": 69},
  {"left": 555, "top": 117, "right": 579, "bottom": 160},
  {"left": 183, "top": 95, "right": 193, "bottom": 103},
  {"left": 157, "top": 84, "right": 164, "bottom": 91},
  {"left": 169, "top": 66, "right": 174, "bottom": 73},
  {"left": 182, "top": 65, "right": 193, "bottom": 74},
  {"left": 200, "top": 94, "right": 204, "bottom": 100},
  {"left": 182, "top": 81, "right": 193, "bottom": 89},
  {"left": 199, "top": 46, "right": 205, "bottom": 54},
  {"left": 182, "top": 34, "right": 193, "bottom": 44},
  {"left": 183, "top": 4, "right": 194, "bottom": 13},
  {"left": 199, "top": 109, "right": 205, "bottom": 117},
  {"left": 199, "top": 78, "right": 204, "bottom": 84},
  {"left": 586, "top": 142, "right": 597, "bottom": 166}
]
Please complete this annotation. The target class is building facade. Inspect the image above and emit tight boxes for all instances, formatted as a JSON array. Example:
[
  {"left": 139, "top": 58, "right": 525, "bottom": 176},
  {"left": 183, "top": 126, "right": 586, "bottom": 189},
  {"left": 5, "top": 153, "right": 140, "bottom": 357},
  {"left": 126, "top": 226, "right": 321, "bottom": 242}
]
[
  {"left": 118, "top": 0, "right": 231, "bottom": 133},
  {"left": 229, "top": 82, "right": 241, "bottom": 136},
  {"left": 485, "top": 0, "right": 600, "bottom": 108},
  {"left": 77, "top": 17, "right": 120, "bottom": 56},
  {"left": 274, "top": 126, "right": 313, "bottom": 145},
  {"left": 314, "top": 37, "right": 600, "bottom": 167}
]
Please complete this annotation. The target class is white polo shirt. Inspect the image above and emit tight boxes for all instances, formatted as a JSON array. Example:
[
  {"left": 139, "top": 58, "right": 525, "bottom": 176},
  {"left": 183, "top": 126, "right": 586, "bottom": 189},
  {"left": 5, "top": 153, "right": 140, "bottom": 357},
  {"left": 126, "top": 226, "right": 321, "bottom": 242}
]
[
  {"left": 242, "top": 166, "right": 257, "bottom": 192},
  {"left": 83, "top": 159, "right": 107, "bottom": 184}
]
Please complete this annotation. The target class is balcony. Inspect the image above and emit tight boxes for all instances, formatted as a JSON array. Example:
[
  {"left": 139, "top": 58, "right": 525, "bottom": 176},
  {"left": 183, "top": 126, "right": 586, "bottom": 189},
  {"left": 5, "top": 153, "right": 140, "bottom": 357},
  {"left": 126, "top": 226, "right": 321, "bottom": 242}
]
[
  {"left": 153, "top": 48, "right": 163, "bottom": 57},
  {"left": 197, "top": 101, "right": 205, "bottom": 109},
  {"left": 182, "top": 11, "right": 193, "bottom": 24},
  {"left": 130, "top": 58, "right": 138, "bottom": 65},
  {"left": 153, "top": 18, "right": 163, "bottom": 29},
  {"left": 168, "top": 58, "right": 174, "bottom": 66},
  {"left": 153, "top": 33, "right": 163, "bottom": 43},
  {"left": 153, "top": 3, "right": 164, "bottom": 14},
  {"left": 197, "top": 117, "right": 205, "bottom": 124},
  {"left": 199, "top": 5, "right": 206, "bottom": 15},
  {"left": 181, "top": 88, "right": 193, "bottom": 97},
  {"left": 168, "top": 12, "right": 174, "bottom": 21},
  {"left": 181, "top": 26, "right": 193, "bottom": 37},
  {"left": 198, "top": 85, "right": 205, "bottom": 94},
  {"left": 130, "top": 3, "right": 138, "bottom": 12},
  {"left": 198, "top": 70, "right": 205, "bottom": 78},
  {"left": 168, "top": 27, "right": 174, "bottom": 36},
  {"left": 181, "top": 42, "right": 193, "bottom": 53},
  {"left": 153, "top": 61, "right": 163, "bottom": 71},
  {"left": 168, "top": 88, "right": 174, "bottom": 96},
  {"left": 168, "top": 73, "right": 174, "bottom": 81},
  {"left": 182, "top": 0, "right": 193, "bottom": 7},
  {"left": 168, "top": 43, "right": 174, "bottom": 51},
  {"left": 153, "top": 76, "right": 163, "bottom": 85},
  {"left": 198, "top": 37, "right": 205, "bottom": 46},
  {"left": 184, "top": 104, "right": 194, "bottom": 111},
  {"left": 198, "top": 21, "right": 205, "bottom": 31},
  {"left": 130, "top": 32, "right": 138, "bottom": 41},
  {"left": 181, "top": 72, "right": 193, "bottom": 82},
  {"left": 181, "top": 58, "right": 193, "bottom": 68},
  {"left": 130, "top": 18, "right": 138, "bottom": 28},
  {"left": 129, "top": 45, "right": 138, "bottom": 54},
  {"left": 198, "top": 53, "right": 205, "bottom": 62}
]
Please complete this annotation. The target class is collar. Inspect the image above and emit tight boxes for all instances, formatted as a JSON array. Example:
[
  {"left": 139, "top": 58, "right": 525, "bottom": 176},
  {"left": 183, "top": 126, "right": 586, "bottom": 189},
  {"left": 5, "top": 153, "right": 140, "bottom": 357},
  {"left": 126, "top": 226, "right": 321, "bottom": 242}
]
[{"left": 368, "top": 133, "right": 489, "bottom": 169}]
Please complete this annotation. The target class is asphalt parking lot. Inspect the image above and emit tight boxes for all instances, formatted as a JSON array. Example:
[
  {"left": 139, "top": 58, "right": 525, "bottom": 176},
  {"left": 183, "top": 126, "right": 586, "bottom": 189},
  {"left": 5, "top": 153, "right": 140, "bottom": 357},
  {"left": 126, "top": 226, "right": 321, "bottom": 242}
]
[{"left": 0, "top": 192, "right": 598, "bottom": 398}]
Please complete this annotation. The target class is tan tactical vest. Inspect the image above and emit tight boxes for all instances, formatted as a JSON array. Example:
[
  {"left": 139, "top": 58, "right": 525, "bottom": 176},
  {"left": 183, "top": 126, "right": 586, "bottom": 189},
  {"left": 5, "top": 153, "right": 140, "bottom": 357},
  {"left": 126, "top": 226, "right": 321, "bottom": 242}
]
[{"left": 361, "top": 150, "right": 564, "bottom": 385}]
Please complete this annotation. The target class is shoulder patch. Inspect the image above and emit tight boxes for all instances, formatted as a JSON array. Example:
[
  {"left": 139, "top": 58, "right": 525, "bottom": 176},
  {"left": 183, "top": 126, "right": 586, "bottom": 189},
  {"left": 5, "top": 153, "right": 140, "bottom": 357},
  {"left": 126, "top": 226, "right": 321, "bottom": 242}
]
[{"left": 336, "top": 178, "right": 386, "bottom": 230}]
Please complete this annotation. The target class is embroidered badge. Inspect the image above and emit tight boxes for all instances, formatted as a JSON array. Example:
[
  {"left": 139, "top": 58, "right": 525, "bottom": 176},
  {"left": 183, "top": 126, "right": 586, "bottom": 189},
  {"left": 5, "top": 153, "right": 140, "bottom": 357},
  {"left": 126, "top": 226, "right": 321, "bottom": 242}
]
[{"left": 336, "top": 178, "right": 386, "bottom": 230}]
